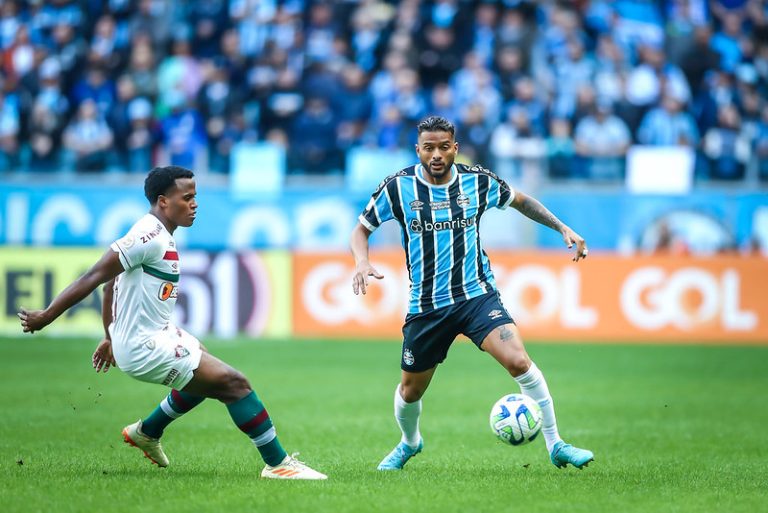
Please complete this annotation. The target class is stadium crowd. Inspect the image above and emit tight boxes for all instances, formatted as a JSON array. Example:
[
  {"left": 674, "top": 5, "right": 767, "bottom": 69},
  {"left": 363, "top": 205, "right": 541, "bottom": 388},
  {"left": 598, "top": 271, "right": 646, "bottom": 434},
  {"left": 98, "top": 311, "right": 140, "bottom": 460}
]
[{"left": 0, "top": 0, "right": 767, "bottom": 181}]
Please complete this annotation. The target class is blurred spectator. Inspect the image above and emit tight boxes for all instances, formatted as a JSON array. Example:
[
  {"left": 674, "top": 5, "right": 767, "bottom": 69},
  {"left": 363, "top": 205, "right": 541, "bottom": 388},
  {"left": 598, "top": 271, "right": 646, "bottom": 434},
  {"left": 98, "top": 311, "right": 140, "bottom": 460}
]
[
  {"left": 702, "top": 104, "right": 750, "bottom": 180},
  {"left": 457, "top": 102, "right": 493, "bottom": 164},
  {"left": 417, "top": 24, "right": 461, "bottom": 88},
  {"left": 369, "top": 103, "right": 410, "bottom": 149},
  {"left": 574, "top": 100, "right": 631, "bottom": 179},
  {"left": 546, "top": 118, "right": 575, "bottom": 179},
  {"left": 71, "top": 66, "right": 116, "bottom": 116},
  {"left": 679, "top": 25, "right": 721, "bottom": 98},
  {"left": 157, "top": 91, "right": 207, "bottom": 170},
  {"left": 125, "top": 97, "right": 154, "bottom": 173},
  {"left": 489, "top": 107, "right": 546, "bottom": 183},
  {"left": 126, "top": 38, "right": 158, "bottom": 100},
  {"left": 494, "top": 46, "right": 525, "bottom": 103},
  {"left": 26, "top": 101, "right": 65, "bottom": 172},
  {"left": 507, "top": 77, "right": 546, "bottom": 136},
  {"left": 48, "top": 22, "right": 87, "bottom": 86},
  {"left": 62, "top": 99, "right": 114, "bottom": 172},
  {"left": 129, "top": 0, "right": 172, "bottom": 53},
  {"left": 427, "top": 82, "right": 458, "bottom": 123},
  {"left": 751, "top": 106, "right": 768, "bottom": 180},
  {"left": 333, "top": 64, "right": 373, "bottom": 149},
  {"left": 710, "top": 12, "right": 743, "bottom": 72},
  {"left": 626, "top": 43, "right": 690, "bottom": 110},
  {"left": 156, "top": 36, "right": 203, "bottom": 116},
  {"left": 108, "top": 75, "right": 139, "bottom": 170},
  {"left": 0, "top": 90, "right": 20, "bottom": 171},
  {"left": 638, "top": 94, "right": 699, "bottom": 146},
  {"left": 290, "top": 96, "right": 339, "bottom": 174},
  {"left": 3, "top": 25, "right": 34, "bottom": 80},
  {"left": 190, "top": 1, "right": 228, "bottom": 58},
  {"left": 89, "top": 15, "right": 127, "bottom": 72},
  {"left": 261, "top": 66, "right": 303, "bottom": 135}
]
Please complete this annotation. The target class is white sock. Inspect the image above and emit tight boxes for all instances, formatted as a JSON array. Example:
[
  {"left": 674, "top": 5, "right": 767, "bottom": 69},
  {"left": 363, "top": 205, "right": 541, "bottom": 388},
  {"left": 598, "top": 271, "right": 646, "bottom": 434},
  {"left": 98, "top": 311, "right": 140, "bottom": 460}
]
[
  {"left": 514, "top": 362, "right": 562, "bottom": 453},
  {"left": 394, "top": 384, "right": 422, "bottom": 448}
]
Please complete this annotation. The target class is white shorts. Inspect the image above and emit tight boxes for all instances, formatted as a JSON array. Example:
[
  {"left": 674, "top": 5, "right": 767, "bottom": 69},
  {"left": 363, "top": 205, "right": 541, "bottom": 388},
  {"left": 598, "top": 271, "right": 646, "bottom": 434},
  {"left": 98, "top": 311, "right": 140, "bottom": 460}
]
[{"left": 112, "top": 324, "right": 203, "bottom": 390}]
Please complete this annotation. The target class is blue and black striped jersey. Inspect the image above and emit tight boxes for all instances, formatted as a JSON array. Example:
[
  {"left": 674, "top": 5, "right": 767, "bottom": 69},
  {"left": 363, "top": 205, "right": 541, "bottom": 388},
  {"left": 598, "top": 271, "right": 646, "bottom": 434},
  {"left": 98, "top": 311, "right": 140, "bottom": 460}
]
[{"left": 359, "top": 163, "right": 515, "bottom": 314}]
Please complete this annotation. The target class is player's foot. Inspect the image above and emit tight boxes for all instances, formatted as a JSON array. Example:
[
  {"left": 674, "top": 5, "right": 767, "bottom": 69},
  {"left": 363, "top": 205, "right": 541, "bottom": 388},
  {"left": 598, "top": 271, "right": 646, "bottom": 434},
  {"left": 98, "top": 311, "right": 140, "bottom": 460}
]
[
  {"left": 550, "top": 440, "right": 594, "bottom": 469},
  {"left": 261, "top": 453, "right": 327, "bottom": 480},
  {"left": 122, "top": 420, "right": 169, "bottom": 468},
  {"left": 377, "top": 439, "right": 423, "bottom": 470}
]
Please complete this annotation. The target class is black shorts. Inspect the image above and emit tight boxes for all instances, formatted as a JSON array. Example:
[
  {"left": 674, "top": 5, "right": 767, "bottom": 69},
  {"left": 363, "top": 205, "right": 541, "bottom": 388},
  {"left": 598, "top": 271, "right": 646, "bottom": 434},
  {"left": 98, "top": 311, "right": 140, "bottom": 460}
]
[{"left": 400, "top": 291, "right": 515, "bottom": 372}]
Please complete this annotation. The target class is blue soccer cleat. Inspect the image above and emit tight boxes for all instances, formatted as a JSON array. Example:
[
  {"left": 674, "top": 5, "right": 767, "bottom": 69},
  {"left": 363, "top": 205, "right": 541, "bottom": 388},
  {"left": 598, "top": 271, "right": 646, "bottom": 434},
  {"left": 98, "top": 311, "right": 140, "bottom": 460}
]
[
  {"left": 377, "top": 440, "right": 424, "bottom": 470},
  {"left": 550, "top": 441, "right": 594, "bottom": 469}
]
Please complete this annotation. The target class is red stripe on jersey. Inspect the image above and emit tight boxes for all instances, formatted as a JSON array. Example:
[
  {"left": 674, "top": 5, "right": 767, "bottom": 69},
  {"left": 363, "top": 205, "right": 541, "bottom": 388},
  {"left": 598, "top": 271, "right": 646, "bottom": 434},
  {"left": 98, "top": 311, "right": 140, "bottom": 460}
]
[{"left": 163, "top": 251, "right": 179, "bottom": 260}]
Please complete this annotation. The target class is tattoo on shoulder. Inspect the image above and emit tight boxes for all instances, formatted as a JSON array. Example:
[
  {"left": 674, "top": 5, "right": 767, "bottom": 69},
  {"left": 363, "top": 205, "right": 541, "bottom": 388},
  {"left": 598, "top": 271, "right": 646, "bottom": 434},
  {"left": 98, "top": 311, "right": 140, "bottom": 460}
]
[{"left": 499, "top": 326, "right": 514, "bottom": 342}]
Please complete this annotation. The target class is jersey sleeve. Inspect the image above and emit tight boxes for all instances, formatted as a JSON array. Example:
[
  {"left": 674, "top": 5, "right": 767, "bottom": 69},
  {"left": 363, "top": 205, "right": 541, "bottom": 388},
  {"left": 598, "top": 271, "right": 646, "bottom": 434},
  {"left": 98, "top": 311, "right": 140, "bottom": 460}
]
[
  {"left": 358, "top": 180, "right": 395, "bottom": 232},
  {"left": 489, "top": 175, "right": 516, "bottom": 210},
  {"left": 110, "top": 228, "right": 163, "bottom": 271}
]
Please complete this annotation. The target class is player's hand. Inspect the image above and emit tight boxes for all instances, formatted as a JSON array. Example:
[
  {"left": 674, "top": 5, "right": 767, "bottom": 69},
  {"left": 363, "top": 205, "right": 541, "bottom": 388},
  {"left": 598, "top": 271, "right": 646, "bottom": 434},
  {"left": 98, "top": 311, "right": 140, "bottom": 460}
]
[
  {"left": 352, "top": 261, "right": 384, "bottom": 295},
  {"left": 92, "top": 338, "right": 116, "bottom": 373},
  {"left": 17, "top": 307, "right": 51, "bottom": 334},
  {"left": 561, "top": 227, "right": 588, "bottom": 262}
]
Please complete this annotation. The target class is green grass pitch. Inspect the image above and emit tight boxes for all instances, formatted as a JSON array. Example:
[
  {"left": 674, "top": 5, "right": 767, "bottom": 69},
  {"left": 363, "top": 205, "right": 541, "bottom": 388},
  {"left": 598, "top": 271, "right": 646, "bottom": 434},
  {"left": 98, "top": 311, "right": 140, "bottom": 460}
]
[{"left": 1, "top": 336, "right": 766, "bottom": 513}]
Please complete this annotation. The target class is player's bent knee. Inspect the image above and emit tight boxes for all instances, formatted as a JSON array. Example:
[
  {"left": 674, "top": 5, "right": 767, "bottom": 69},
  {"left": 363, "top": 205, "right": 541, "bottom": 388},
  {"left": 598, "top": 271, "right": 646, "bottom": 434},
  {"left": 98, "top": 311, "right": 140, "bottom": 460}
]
[
  {"left": 504, "top": 354, "right": 531, "bottom": 377},
  {"left": 400, "top": 384, "right": 425, "bottom": 403},
  {"left": 223, "top": 370, "right": 252, "bottom": 400}
]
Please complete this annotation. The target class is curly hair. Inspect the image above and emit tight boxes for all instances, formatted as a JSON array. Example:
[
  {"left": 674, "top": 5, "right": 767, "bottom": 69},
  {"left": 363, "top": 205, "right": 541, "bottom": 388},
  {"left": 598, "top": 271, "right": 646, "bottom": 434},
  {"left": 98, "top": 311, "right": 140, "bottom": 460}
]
[{"left": 144, "top": 166, "right": 195, "bottom": 204}]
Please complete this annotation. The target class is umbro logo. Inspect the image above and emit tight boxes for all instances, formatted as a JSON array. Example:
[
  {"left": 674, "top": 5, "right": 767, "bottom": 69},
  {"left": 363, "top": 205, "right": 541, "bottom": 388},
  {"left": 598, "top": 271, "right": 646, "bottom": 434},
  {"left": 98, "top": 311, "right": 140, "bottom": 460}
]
[{"left": 488, "top": 310, "right": 503, "bottom": 320}]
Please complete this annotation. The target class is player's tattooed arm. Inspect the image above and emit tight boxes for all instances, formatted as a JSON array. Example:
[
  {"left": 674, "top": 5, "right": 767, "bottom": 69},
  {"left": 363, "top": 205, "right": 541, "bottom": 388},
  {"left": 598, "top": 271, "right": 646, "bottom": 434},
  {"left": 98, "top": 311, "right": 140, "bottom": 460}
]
[
  {"left": 511, "top": 191, "right": 588, "bottom": 262},
  {"left": 510, "top": 191, "right": 564, "bottom": 232}
]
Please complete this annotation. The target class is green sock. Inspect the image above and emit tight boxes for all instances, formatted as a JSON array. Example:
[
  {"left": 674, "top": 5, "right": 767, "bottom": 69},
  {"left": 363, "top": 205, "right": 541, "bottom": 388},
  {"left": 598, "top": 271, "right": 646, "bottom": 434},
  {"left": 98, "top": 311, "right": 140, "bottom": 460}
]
[
  {"left": 226, "top": 391, "right": 287, "bottom": 466},
  {"left": 142, "top": 389, "right": 205, "bottom": 438}
]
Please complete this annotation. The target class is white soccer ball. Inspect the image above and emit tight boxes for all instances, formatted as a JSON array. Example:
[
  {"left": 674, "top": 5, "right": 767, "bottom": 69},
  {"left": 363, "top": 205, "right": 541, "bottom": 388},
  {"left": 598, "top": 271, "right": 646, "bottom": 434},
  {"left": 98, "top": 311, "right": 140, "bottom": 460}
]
[{"left": 489, "top": 393, "right": 543, "bottom": 446}]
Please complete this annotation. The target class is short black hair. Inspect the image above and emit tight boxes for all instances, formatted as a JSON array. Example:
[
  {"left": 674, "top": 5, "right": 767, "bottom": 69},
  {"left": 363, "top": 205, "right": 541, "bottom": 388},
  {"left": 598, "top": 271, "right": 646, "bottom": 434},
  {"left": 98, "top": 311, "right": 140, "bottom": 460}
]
[
  {"left": 144, "top": 166, "right": 194, "bottom": 204},
  {"left": 417, "top": 116, "right": 455, "bottom": 136}
]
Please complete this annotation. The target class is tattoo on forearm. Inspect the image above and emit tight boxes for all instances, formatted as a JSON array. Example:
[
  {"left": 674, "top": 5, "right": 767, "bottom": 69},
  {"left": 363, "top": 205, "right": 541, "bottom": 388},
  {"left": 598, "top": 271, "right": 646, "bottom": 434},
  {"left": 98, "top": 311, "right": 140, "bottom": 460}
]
[
  {"left": 517, "top": 197, "right": 563, "bottom": 231},
  {"left": 499, "top": 326, "right": 514, "bottom": 342}
]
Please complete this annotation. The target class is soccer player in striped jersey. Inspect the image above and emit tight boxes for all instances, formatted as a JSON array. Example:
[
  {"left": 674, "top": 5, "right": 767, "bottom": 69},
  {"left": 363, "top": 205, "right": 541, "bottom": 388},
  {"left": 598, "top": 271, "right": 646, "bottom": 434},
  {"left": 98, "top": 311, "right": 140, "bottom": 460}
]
[
  {"left": 351, "top": 116, "right": 594, "bottom": 471},
  {"left": 18, "top": 166, "right": 326, "bottom": 480}
]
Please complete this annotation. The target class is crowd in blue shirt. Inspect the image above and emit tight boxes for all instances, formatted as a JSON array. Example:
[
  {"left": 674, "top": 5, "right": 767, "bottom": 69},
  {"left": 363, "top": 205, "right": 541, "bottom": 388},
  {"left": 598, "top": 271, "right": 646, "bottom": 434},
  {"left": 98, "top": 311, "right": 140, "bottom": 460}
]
[{"left": 0, "top": 0, "right": 766, "bottom": 181}]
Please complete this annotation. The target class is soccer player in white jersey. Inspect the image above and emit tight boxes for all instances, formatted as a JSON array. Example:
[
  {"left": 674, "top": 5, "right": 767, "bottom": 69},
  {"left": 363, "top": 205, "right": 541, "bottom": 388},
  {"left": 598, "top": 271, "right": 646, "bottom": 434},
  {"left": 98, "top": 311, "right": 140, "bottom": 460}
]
[
  {"left": 350, "top": 116, "right": 594, "bottom": 471},
  {"left": 18, "top": 166, "right": 326, "bottom": 480}
]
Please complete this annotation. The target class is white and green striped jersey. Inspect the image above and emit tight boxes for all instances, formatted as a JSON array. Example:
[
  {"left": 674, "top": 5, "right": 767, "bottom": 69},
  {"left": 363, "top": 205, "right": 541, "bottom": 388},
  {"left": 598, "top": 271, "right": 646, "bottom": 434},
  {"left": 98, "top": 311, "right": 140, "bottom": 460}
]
[{"left": 109, "top": 213, "right": 180, "bottom": 345}]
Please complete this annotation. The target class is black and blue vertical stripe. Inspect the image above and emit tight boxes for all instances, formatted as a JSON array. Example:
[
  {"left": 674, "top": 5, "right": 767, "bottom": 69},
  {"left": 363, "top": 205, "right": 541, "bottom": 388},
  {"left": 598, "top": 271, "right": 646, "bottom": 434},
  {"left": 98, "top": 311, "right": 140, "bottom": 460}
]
[{"left": 359, "top": 163, "right": 514, "bottom": 314}]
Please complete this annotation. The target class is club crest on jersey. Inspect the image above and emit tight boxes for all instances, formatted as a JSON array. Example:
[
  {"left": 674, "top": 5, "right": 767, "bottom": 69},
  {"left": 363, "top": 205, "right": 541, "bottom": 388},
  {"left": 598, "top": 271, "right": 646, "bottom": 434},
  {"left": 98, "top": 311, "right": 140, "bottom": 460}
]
[
  {"left": 174, "top": 345, "right": 190, "bottom": 359},
  {"left": 456, "top": 194, "right": 470, "bottom": 207},
  {"left": 158, "top": 282, "right": 178, "bottom": 301},
  {"left": 119, "top": 235, "right": 135, "bottom": 249},
  {"left": 410, "top": 200, "right": 424, "bottom": 211},
  {"left": 403, "top": 348, "right": 415, "bottom": 366}
]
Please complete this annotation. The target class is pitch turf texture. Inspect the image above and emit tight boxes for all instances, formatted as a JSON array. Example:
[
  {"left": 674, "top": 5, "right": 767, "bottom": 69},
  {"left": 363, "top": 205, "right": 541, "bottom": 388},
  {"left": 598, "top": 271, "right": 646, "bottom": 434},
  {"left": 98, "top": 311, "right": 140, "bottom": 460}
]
[{"left": 1, "top": 337, "right": 766, "bottom": 513}]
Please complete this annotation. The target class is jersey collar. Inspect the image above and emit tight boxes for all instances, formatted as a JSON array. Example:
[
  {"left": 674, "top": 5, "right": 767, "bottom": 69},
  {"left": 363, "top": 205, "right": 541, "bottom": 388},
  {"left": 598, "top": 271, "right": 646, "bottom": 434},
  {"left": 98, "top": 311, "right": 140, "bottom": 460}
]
[{"left": 415, "top": 163, "right": 458, "bottom": 189}]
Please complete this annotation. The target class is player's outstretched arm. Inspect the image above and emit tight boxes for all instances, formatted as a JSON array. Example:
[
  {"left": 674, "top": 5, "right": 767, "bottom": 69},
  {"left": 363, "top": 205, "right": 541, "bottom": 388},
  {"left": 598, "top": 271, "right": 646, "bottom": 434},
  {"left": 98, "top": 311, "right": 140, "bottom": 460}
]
[
  {"left": 18, "top": 249, "right": 124, "bottom": 334},
  {"left": 350, "top": 222, "right": 384, "bottom": 295},
  {"left": 511, "top": 191, "right": 588, "bottom": 262}
]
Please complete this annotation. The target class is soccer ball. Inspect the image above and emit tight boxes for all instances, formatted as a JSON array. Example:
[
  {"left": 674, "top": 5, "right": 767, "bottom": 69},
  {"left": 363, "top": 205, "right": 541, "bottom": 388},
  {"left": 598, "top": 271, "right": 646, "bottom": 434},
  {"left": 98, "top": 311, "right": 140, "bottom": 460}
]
[{"left": 489, "top": 393, "right": 542, "bottom": 446}]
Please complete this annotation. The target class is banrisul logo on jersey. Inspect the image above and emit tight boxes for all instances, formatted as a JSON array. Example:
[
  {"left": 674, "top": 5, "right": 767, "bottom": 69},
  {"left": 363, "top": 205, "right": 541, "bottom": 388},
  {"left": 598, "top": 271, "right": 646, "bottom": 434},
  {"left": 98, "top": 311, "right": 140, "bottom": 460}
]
[
  {"left": 158, "top": 282, "right": 179, "bottom": 301},
  {"left": 409, "top": 216, "right": 476, "bottom": 233}
]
